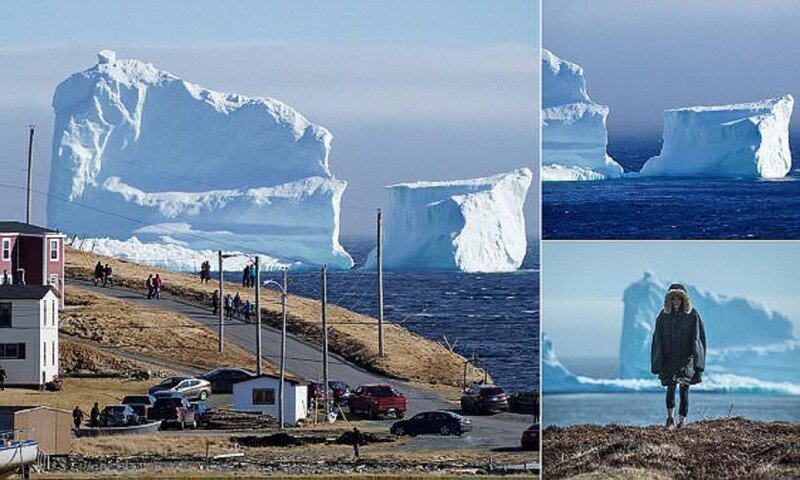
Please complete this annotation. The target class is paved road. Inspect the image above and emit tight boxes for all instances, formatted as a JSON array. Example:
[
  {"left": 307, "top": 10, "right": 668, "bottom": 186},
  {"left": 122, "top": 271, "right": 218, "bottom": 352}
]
[{"left": 71, "top": 280, "right": 533, "bottom": 451}]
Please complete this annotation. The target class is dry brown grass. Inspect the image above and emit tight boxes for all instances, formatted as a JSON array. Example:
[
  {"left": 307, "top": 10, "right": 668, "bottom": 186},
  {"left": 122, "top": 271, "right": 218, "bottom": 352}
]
[
  {"left": 60, "top": 339, "right": 148, "bottom": 376},
  {"left": 65, "top": 247, "right": 486, "bottom": 389},
  {"left": 61, "top": 285, "right": 273, "bottom": 374},
  {"left": 0, "top": 378, "right": 152, "bottom": 411}
]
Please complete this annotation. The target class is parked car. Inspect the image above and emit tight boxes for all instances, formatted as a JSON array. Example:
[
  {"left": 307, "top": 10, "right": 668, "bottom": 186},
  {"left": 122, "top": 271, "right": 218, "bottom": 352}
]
[
  {"left": 148, "top": 376, "right": 212, "bottom": 400},
  {"left": 121, "top": 395, "right": 156, "bottom": 419},
  {"left": 308, "top": 380, "right": 352, "bottom": 406},
  {"left": 521, "top": 423, "right": 539, "bottom": 451},
  {"left": 150, "top": 395, "right": 197, "bottom": 429},
  {"left": 460, "top": 384, "right": 509, "bottom": 414},
  {"left": 329, "top": 381, "right": 351, "bottom": 404},
  {"left": 390, "top": 411, "right": 472, "bottom": 437},
  {"left": 348, "top": 384, "right": 407, "bottom": 419},
  {"left": 99, "top": 405, "right": 141, "bottom": 427},
  {"left": 199, "top": 368, "right": 256, "bottom": 393},
  {"left": 189, "top": 402, "right": 211, "bottom": 426}
]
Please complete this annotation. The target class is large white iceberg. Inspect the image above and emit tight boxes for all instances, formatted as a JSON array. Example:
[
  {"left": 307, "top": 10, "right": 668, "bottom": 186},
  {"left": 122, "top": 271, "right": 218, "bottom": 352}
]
[
  {"left": 365, "top": 169, "right": 532, "bottom": 272},
  {"left": 541, "top": 49, "right": 623, "bottom": 181},
  {"left": 48, "top": 50, "right": 353, "bottom": 269},
  {"left": 620, "top": 272, "right": 799, "bottom": 384},
  {"left": 640, "top": 95, "right": 794, "bottom": 179}
]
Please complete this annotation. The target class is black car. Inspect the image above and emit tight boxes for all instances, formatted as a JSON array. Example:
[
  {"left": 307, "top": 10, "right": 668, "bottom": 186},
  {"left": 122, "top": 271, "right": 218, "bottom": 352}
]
[
  {"left": 391, "top": 411, "right": 472, "bottom": 437},
  {"left": 121, "top": 394, "right": 156, "bottom": 419},
  {"left": 460, "top": 384, "right": 510, "bottom": 414},
  {"left": 199, "top": 368, "right": 256, "bottom": 393},
  {"left": 99, "top": 405, "right": 141, "bottom": 427}
]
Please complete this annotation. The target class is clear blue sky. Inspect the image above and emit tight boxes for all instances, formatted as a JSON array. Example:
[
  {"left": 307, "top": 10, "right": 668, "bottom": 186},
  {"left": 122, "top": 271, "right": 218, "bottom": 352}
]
[
  {"left": 545, "top": 0, "right": 800, "bottom": 137},
  {"left": 0, "top": 1, "right": 539, "bottom": 235},
  {"left": 542, "top": 241, "right": 800, "bottom": 359}
]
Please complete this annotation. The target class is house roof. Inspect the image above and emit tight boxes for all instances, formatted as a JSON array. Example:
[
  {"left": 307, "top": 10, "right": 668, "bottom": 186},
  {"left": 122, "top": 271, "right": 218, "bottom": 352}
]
[
  {"left": 233, "top": 374, "right": 304, "bottom": 386},
  {"left": 0, "top": 221, "right": 63, "bottom": 236},
  {"left": 0, "top": 285, "right": 59, "bottom": 300}
]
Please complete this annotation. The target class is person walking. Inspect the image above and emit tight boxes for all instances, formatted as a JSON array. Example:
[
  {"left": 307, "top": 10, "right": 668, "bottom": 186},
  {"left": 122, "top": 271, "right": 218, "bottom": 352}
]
[
  {"left": 351, "top": 427, "right": 363, "bottom": 459},
  {"left": 146, "top": 274, "right": 155, "bottom": 299},
  {"left": 224, "top": 294, "right": 234, "bottom": 320},
  {"left": 242, "top": 265, "right": 250, "bottom": 287},
  {"left": 249, "top": 263, "right": 256, "bottom": 289},
  {"left": 0, "top": 365, "right": 6, "bottom": 391},
  {"left": 1, "top": 269, "right": 10, "bottom": 285},
  {"left": 243, "top": 299, "right": 252, "bottom": 323},
  {"left": 93, "top": 261, "right": 104, "bottom": 286},
  {"left": 90, "top": 402, "right": 100, "bottom": 428},
  {"left": 233, "top": 292, "right": 242, "bottom": 319},
  {"left": 72, "top": 405, "right": 85, "bottom": 429},
  {"left": 103, "top": 264, "right": 113, "bottom": 287},
  {"left": 532, "top": 393, "right": 540, "bottom": 423},
  {"left": 212, "top": 289, "right": 220, "bottom": 316},
  {"left": 154, "top": 274, "right": 163, "bottom": 299},
  {"left": 651, "top": 284, "right": 707, "bottom": 431}
]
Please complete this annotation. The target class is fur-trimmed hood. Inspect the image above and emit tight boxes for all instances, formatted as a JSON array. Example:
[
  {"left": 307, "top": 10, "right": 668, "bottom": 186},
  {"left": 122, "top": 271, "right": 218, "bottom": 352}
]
[{"left": 663, "top": 284, "right": 692, "bottom": 314}]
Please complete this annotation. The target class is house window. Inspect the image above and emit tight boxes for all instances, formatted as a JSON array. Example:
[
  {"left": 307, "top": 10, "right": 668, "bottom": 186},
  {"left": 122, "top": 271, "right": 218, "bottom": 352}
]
[
  {"left": 44, "top": 301, "right": 48, "bottom": 327},
  {"left": 49, "top": 239, "right": 59, "bottom": 261},
  {"left": 252, "top": 388, "right": 276, "bottom": 405},
  {"left": 1, "top": 238, "right": 9, "bottom": 261},
  {"left": 51, "top": 299, "right": 56, "bottom": 326},
  {"left": 52, "top": 340, "right": 56, "bottom": 366},
  {"left": 0, "top": 343, "right": 25, "bottom": 359},
  {"left": 43, "top": 341, "right": 47, "bottom": 364},
  {"left": 0, "top": 303, "right": 10, "bottom": 328}
]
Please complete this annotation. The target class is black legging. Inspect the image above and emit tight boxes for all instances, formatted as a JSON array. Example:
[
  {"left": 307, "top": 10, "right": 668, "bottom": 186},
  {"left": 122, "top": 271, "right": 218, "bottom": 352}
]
[{"left": 666, "top": 384, "right": 690, "bottom": 417}]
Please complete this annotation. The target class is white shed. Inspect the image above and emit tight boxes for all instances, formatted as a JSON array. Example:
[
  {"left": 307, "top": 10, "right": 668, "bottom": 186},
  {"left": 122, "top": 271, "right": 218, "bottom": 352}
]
[
  {"left": 232, "top": 375, "right": 308, "bottom": 425},
  {"left": 0, "top": 285, "right": 60, "bottom": 387}
]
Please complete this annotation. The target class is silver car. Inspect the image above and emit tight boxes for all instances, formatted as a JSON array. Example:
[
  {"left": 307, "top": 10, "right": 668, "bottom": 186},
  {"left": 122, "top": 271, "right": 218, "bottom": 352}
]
[{"left": 148, "top": 377, "right": 212, "bottom": 401}]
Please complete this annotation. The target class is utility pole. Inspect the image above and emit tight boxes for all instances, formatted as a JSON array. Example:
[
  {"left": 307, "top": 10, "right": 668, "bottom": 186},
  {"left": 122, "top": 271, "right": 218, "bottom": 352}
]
[
  {"left": 255, "top": 256, "right": 262, "bottom": 375},
  {"left": 25, "top": 125, "right": 34, "bottom": 224},
  {"left": 218, "top": 251, "right": 224, "bottom": 353},
  {"left": 279, "top": 268, "right": 288, "bottom": 429},
  {"left": 377, "top": 208, "right": 385, "bottom": 357},
  {"left": 321, "top": 265, "right": 330, "bottom": 417}
]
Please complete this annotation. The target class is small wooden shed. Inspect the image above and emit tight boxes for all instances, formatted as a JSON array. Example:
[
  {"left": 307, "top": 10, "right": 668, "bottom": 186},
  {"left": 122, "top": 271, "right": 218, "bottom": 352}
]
[{"left": 0, "top": 406, "right": 71, "bottom": 454}]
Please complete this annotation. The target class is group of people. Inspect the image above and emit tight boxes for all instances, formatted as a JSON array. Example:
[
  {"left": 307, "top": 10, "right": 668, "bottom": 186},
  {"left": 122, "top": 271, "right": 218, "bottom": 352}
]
[
  {"left": 211, "top": 290, "right": 256, "bottom": 322},
  {"left": 145, "top": 274, "right": 164, "bottom": 299},
  {"left": 93, "top": 261, "right": 114, "bottom": 287},
  {"left": 72, "top": 402, "right": 100, "bottom": 429},
  {"left": 242, "top": 263, "right": 257, "bottom": 287},
  {"left": 199, "top": 261, "right": 212, "bottom": 284}
]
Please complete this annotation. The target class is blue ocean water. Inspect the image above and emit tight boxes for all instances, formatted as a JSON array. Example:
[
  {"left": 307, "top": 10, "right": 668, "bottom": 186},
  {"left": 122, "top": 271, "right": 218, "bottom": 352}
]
[
  {"left": 545, "top": 356, "right": 800, "bottom": 426},
  {"left": 543, "top": 134, "right": 800, "bottom": 239},
  {"left": 230, "top": 238, "right": 539, "bottom": 393}
]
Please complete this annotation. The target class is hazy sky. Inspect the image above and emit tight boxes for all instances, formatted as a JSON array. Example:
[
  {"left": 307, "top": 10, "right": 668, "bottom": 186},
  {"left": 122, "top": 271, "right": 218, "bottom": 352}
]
[
  {"left": 542, "top": 241, "right": 800, "bottom": 359},
  {"left": 0, "top": 1, "right": 539, "bottom": 236},
  {"left": 545, "top": 0, "right": 800, "bottom": 137}
]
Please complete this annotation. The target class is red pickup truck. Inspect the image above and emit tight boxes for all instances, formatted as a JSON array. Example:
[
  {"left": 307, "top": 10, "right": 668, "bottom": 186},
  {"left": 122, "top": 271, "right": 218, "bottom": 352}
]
[{"left": 347, "top": 384, "right": 407, "bottom": 419}]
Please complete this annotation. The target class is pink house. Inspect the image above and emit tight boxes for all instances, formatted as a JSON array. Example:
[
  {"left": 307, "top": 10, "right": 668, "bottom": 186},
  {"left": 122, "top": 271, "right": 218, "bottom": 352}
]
[{"left": 0, "top": 222, "right": 66, "bottom": 309}]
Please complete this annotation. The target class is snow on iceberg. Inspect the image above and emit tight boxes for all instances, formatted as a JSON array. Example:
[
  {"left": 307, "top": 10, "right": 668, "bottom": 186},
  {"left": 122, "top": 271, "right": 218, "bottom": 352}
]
[
  {"left": 640, "top": 95, "right": 794, "bottom": 179},
  {"left": 48, "top": 51, "right": 353, "bottom": 269},
  {"left": 543, "top": 333, "right": 800, "bottom": 395},
  {"left": 364, "top": 169, "right": 532, "bottom": 272},
  {"left": 541, "top": 49, "right": 623, "bottom": 181},
  {"left": 620, "top": 272, "right": 799, "bottom": 384}
]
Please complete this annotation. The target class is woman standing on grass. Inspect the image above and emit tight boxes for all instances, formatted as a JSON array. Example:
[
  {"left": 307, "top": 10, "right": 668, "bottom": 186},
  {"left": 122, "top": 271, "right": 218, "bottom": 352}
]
[{"left": 651, "top": 284, "right": 707, "bottom": 430}]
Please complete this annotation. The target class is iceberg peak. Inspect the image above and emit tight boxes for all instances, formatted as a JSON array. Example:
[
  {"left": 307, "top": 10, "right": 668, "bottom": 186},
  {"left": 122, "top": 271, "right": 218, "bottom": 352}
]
[
  {"left": 48, "top": 51, "right": 352, "bottom": 269},
  {"left": 541, "top": 49, "right": 623, "bottom": 181}
]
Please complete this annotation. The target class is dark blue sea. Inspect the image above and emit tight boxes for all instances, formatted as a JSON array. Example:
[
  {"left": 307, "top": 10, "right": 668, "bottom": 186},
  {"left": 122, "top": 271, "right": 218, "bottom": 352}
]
[
  {"left": 229, "top": 238, "right": 539, "bottom": 393},
  {"left": 543, "top": 133, "right": 800, "bottom": 239}
]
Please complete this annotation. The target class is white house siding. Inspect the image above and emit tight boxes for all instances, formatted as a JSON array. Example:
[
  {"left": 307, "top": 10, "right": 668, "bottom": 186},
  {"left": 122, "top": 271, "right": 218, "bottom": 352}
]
[
  {"left": 232, "top": 377, "right": 308, "bottom": 425},
  {"left": 0, "top": 291, "right": 59, "bottom": 386}
]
